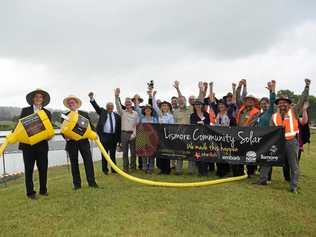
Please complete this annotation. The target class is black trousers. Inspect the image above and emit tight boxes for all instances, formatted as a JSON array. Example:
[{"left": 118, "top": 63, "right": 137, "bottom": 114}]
[
  {"left": 157, "top": 156, "right": 170, "bottom": 174},
  {"left": 232, "top": 164, "right": 244, "bottom": 177},
  {"left": 100, "top": 133, "right": 117, "bottom": 173},
  {"left": 197, "top": 161, "right": 209, "bottom": 176},
  {"left": 67, "top": 140, "right": 96, "bottom": 188},
  {"left": 216, "top": 163, "right": 230, "bottom": 177},
  {"left": 22, "top": 148, "right": 48, "bottom": 196},
  {"left": 246, "top": 165, "right": 257, "bottom": 176}
]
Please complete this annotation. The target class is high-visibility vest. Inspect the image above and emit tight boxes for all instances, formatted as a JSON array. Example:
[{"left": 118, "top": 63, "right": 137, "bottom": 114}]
[
  {"left": 272, "top": 109, "right": 299, "bottom": 140},
  {"left": 236, "top": 105, "right": 259, "bottom": 126},
  {"left": 209, "top": 109, "right": 216, "bottom": 125}
]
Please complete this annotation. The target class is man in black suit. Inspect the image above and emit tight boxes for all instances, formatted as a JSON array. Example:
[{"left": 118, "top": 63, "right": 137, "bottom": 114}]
[
  {"left": 62, "top": 95, "right": 98, "bottom": 190},
  {"left": 19, "top": 89, "right": 52, "bottom": 199},
  {"left": 89, "top": 92, "right": 121, "bottom": 175}
]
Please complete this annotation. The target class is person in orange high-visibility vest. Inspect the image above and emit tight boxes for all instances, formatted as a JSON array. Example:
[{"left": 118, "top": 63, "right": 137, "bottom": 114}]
[
  {"left": 271, "top": 79, "right": 311, "bottom": 193},
  {"left": 236, "top": 93, "right": 260, "bottom": 177}
]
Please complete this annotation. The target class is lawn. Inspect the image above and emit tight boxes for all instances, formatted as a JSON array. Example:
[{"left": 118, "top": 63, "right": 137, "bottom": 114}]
[{"left": 0, "top": 135, "right": 315, "bottom": 237}]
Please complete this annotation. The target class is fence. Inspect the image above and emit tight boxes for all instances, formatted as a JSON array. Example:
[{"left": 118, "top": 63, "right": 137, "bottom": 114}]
[{"left": 0, "top": 133, "right": 97, "bottom": 185}]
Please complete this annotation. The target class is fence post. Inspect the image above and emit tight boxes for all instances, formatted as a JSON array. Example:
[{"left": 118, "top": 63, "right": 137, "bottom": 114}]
[{"left": 1, "top": 153, "right": 7, "bottom": 187}]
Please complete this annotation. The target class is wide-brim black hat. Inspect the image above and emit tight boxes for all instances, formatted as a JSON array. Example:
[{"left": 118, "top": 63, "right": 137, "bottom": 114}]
[
  {"left": 26, "top": 89, "right": 50, "bottom": 107},
  {"left": 275, "top": 96, "right": 292, "bottom": 105}
]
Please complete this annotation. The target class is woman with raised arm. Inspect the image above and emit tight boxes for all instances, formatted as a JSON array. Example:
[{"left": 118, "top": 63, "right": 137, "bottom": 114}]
[
  {"left": 152, "top": 90, "right": 175, "bottom": 174},
  {"left": 134, "top": 93, "right": 158, "bottom": 174}
]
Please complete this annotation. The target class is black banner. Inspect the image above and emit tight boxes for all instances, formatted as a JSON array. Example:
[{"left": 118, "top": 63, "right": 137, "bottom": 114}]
[{"left": 136, "top": 124, "right": 285, "bottom": 166}]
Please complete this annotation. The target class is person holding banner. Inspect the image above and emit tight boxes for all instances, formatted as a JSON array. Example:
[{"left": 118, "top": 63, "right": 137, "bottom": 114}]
[
  {"left": 115, "top": 88, "right": 139, "bottom": 172},
  {"left": 173, "top": 80, "right": 195, "bottom": 175},
  {"left": 207, "top": 82, "right": 237, "bottom": 177},
  {"left": 152, "top": 90, "right": 175, "bottom": 174},
  {"left": 19, "top": 89, "right": 52, "bottom": 199},
  {"left": 62, "top": 96, "right": 98, "bottom": 190},
  {"left": 89, "top": 92, "right": 121, "bottom": 175},
  {"left": 256, "top": 80, "right": 276, "bottom": 185},
  {"left": 271, "top": 79, "right": 311, "bottom": 193},
  {"left": 134, "top": 93, "right": 158, "bottom": 174},
  {"left": 236, "top": 80, "right": 260, "bottom": 177},
  {"left": 190, "top": 100, "right": 211, "bottom": 176}
]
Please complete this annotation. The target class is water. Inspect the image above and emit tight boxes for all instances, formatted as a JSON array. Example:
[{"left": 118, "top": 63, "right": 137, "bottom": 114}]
[{"left": 0, "top": 131, "right": 104, "bottom": 175}]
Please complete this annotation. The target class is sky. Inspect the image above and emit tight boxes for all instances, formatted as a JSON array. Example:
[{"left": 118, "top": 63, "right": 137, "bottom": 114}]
[{"left": 0, "top": 0, "right": 315, "bottom": 110}]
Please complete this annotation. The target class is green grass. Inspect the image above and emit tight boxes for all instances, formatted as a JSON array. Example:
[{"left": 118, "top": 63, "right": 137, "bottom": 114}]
[{"left": 0, "top": 136, "right": 316, "bottom": 237}]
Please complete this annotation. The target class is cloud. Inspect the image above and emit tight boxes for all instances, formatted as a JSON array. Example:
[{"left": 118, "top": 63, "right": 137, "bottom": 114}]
[{"left": 0, "top": 0, "right": 315, "bottom": 110}]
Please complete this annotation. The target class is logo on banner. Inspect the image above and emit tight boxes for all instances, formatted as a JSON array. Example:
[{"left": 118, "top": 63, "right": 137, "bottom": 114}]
[{"left": 246, "top": 151, "right": 257, "bottom": 163}]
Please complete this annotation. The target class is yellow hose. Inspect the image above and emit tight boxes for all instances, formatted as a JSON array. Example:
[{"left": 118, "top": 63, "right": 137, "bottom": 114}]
[
  {"left": 95, "top": 138, "right": 248, "bottom": 187},
  {"left": 0, "top": 140, "right": 9, "bottom": 156}
]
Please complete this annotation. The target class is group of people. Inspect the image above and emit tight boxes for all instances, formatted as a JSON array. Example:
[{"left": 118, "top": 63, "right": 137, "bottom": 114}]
[{"left": 17, "top": 78, "right": 311, "bottom": 199}]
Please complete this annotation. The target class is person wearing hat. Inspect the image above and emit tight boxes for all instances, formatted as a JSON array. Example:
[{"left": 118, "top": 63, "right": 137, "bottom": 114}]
[
  {"left": 270, "top": 79, "right": 311, "bottom": 193},
  {"left": 62, "top": 95, "right": 98, "bottom": 190},
  {"left": 190, "top": 99, "right": 211, "bottom": 176},
  {"left": 235, "top": 80, "right": 260, "bottom": 177},
  {"left": 89, "top": 92, "right": 121, "bottom": 175},
  {"left": 19, "top": 89, "right": 52, "bottom": 199},
  {"left": 134, "top": 93, "right": 158, "bottom": 174},
  {"left": 115, "top": 88, "right": 139, "bottom": 172},
  {"left": 152, "top": 90, "right": 175, "bottom": 174}
]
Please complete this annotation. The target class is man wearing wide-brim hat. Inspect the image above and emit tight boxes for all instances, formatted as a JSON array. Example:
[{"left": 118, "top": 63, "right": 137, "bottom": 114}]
[
  {"left": 62, "top": 95, "right": 99, "bottom": 190},
  {"left": 235, "top": 81, "right": 260, "bottom": 177},
  {"left": 19, "top": 89, "right": 52, "bottom": 199},
  {"left": 270, "top": 79, "right": 311, "bottom": 193}
]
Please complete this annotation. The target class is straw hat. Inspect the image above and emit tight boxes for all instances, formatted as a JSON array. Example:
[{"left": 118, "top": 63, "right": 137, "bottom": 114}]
[{"left": 63, "top": 95, "right": 82, "bottom": 109}]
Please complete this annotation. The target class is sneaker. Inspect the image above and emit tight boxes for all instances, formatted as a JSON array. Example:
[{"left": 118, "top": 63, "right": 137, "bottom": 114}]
[{"left": 290, "top": 188, "right": 298, "bottom": 194}]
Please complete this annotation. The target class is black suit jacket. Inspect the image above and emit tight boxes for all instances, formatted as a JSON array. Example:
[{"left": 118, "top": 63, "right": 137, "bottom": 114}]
[
  {"left": 90, "top": 99, "right": 121, "bottom": 143},
  {"left": 18, "top": 106, "right": 52, "bottom": 151}
]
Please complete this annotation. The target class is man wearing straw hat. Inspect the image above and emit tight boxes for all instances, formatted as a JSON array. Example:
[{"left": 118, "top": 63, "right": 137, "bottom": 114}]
[
  {"left": 62, "top": 95, "right": 99, "bottom": 190},
  {"left": 19, "top": 89, "right": 52, "bottom": 199}
]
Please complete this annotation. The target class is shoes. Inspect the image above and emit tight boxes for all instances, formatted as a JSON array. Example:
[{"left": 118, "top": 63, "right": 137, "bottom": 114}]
[
  {"left": 290, "top": 188, "right": 298, "bottom": 194},
  {"left": 255, "top": 181, "right": 268, "bottom": 186},
  {"left": 103, "top": 171, "right": 109, "bottom": 175},
  {"left": 39, "top": 192, "right": 49, "bottom": 196},
  {"left": 175, "top": 172, "right": 183, "bottom": 176},
  {"left": 27, "top": 194, "right": 37, "bottom": 200},
  {"left": 73, "top": 186, "right": 81, "bottom": 190},
  {"left": 89, "top": 183, "right": 99, "bottom": 189}
]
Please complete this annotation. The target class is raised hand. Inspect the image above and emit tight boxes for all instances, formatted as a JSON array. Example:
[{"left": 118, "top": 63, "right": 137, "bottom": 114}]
[
  {"left": 303, "top": 101, "right": 310, "bottom": 110},
  {"left": 241, "top": 79, "right": 247, "bottom": 86},
  {"left": 305, "top": 78, "right": 311, "bottom": 86},
  {"left": 198, "top": 81, "right": 204, "bottom": 90},
  {"left": 153, "top": 90, "right": 157, "bottom": 97},
  {"left": 271, "top": 80, "right": 276, "bottom": 92},
  {"left": 232, "top": 83, "right": 236, "bottom": 90},
  {"left": 115, "top": 88, "right": 120, "bottom": 97},
  {"left": 173, "top": 80, "right": 180, "bottom": 89},
  {"left": 88, "top": 92, "right": 94, "bottom": 100},
  {"left": 203, "top": 82, "right": 208, "bottom": 91}
]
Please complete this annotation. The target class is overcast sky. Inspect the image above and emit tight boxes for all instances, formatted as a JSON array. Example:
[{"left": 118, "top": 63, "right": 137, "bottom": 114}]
[{"left": 0, "top": 0, "right": 315, "bottom": 110}]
